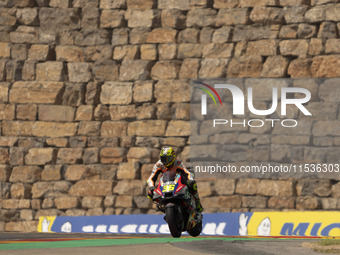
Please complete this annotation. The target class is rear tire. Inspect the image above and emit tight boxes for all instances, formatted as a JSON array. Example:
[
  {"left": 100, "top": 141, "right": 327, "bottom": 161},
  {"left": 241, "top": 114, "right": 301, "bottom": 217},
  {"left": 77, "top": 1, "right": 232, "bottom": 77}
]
[{"left": 166, "top": 206, "right": 182, "bottom": 238}]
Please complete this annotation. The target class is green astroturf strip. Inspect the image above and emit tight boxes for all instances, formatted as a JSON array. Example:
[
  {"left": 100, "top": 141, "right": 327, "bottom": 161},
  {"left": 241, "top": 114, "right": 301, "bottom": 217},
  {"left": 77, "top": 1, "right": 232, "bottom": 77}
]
[{"left": 0, "top": 237, "right": 281, "bottom": 250}]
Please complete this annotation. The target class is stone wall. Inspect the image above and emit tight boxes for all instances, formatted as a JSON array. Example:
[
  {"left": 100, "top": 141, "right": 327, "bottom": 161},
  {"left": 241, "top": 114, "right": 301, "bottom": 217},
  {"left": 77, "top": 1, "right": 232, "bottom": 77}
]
[{"left": 0, "top": 0, "right": 340, "bottom": 232}]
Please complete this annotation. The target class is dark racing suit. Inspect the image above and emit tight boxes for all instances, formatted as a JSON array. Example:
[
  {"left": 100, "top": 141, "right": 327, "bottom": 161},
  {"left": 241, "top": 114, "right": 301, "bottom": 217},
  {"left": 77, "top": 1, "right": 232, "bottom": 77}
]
[{"left": 147, "top": 159, "right": 203, "bottom": 212}]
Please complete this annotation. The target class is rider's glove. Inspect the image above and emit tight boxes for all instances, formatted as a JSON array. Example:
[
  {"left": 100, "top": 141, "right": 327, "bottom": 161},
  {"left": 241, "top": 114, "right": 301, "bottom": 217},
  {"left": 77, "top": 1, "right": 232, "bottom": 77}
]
[{"left": 147, "top": 186, "right": 156, "bottom": 200}]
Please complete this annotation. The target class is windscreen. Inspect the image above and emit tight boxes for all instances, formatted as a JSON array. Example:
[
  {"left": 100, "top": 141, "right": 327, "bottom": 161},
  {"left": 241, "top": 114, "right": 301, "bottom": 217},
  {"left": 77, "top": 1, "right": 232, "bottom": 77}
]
[{"left": 162, "top": 171, "right": 177, "bottom": 183}]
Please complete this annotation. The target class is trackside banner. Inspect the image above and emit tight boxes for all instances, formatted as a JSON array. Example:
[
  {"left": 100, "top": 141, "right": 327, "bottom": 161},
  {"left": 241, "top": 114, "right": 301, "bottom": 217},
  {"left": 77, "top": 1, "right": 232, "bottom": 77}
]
[{"left": 38, "top": 211, "right": 340, "bottom": 237}]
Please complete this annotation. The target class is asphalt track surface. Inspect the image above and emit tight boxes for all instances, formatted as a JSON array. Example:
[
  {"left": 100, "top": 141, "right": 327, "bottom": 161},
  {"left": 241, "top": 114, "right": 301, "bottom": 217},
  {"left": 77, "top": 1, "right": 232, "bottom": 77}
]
[{"left": 0, "top": 232, "right": 334, "bottom": 255}]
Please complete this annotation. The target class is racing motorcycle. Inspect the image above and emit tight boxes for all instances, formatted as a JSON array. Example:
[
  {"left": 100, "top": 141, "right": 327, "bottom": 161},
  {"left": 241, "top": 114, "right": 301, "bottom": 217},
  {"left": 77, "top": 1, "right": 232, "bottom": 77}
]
[{"left": 151, "top": 170, "right": 203, "bottom": 238}]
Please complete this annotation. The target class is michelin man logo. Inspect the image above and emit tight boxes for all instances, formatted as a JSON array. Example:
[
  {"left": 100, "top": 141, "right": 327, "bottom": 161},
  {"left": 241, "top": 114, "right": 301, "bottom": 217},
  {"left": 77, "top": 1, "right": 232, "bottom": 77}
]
[
  {"left": 257, "top": 217, "right": 271, "bottom": 236},
  {"left": 239, "top": 214, "right": 272, "bottom": 236}
]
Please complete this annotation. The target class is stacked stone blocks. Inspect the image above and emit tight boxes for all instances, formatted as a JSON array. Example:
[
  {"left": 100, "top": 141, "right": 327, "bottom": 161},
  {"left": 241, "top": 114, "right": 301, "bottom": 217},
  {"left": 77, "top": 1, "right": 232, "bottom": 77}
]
[{"left": 0, "top": 0, "right": 340, "bottom": 232}]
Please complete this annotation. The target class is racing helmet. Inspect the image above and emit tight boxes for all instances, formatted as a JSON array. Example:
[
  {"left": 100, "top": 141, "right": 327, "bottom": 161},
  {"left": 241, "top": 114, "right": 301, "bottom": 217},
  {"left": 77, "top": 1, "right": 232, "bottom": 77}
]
[{"left": 160, "top": 147, "right": 176, "bottom": 167}]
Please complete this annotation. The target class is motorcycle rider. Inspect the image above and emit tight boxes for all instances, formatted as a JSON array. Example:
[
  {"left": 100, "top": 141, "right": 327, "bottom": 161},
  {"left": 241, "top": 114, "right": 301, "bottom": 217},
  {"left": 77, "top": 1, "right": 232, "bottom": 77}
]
[{"left": 147, "top": 146, "right": 203, "bottom": 213}]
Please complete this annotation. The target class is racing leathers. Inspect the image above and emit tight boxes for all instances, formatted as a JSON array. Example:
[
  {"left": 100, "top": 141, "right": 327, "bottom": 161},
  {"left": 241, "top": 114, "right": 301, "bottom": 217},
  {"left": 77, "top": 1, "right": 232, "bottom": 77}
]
[{"left": 147, "top": 159, "right": 203, "bottom": 213}]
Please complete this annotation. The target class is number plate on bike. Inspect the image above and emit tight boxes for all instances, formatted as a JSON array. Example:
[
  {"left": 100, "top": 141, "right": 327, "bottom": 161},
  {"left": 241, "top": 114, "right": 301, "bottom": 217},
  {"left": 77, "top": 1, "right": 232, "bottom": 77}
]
[{"left": 162, "top": 184, "right": 175, "bottom": 192}]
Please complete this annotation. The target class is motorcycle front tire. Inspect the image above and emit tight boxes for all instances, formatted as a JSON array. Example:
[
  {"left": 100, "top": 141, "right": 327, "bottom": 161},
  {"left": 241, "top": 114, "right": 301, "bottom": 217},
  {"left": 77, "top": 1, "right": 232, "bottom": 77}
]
[{"left": 166, "top": 206, "right": 182, "bottom": 238}]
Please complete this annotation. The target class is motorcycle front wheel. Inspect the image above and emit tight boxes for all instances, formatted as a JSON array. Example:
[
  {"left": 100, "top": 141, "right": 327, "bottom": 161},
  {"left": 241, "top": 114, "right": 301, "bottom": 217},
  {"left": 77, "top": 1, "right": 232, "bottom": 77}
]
[{"left": 166, "top": 206, "right": 182, "bottom": 238}]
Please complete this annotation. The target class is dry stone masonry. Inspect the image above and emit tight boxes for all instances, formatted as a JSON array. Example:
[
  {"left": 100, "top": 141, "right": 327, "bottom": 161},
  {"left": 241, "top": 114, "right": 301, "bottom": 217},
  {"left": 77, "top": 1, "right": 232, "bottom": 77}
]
[{"left": 0, "top": 0, "right": 340, "bottom": 232}]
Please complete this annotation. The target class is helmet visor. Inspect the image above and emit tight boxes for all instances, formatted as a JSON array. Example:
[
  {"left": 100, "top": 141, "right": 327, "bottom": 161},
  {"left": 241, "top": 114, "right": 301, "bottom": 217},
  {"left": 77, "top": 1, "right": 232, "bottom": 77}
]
[{"left": 160, "top": 155, "right": 173, "bottom": 166}]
